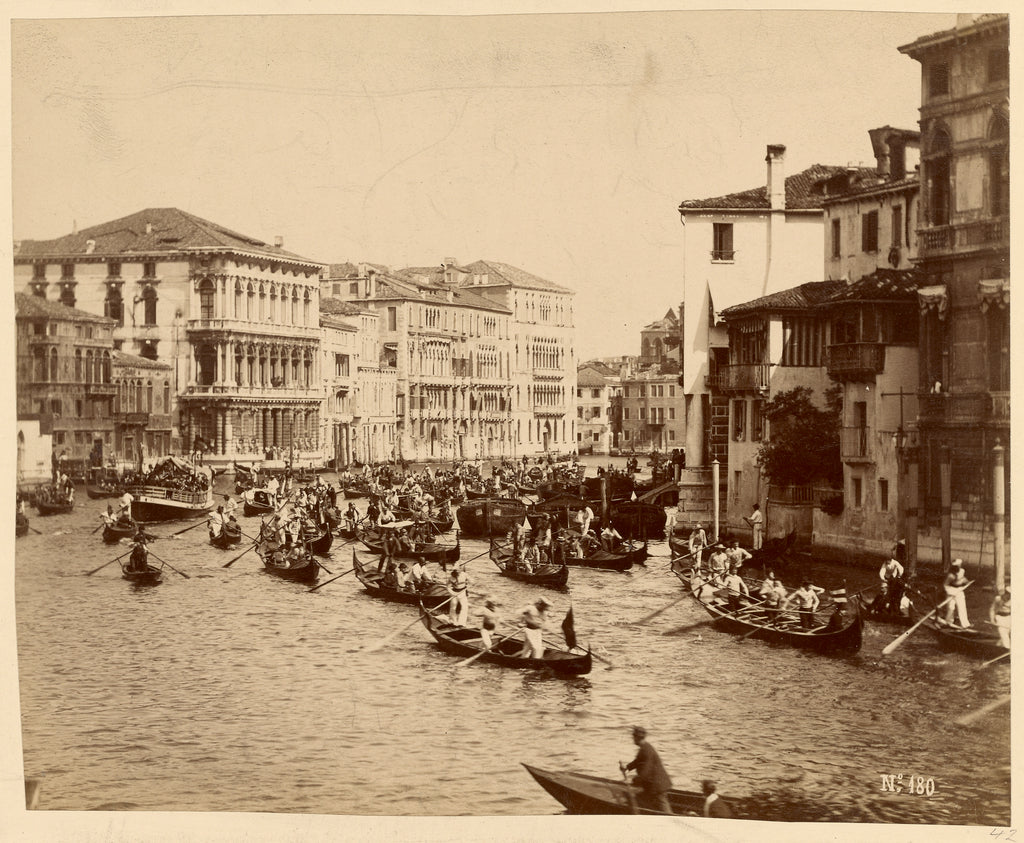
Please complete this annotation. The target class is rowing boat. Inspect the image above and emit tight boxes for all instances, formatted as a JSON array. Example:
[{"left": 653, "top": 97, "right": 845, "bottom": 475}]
[
  {"left": 488, "top": 539, "right": 569, "bottom": 588},
  {"left": 560, "top": 541, "right": 646, "bottom": 571},
  {"left": 522, "top": 765, "right": 755, "bottom": 817},
  {"left": 243, "top": 489, "right": 278, "bottom": 517},
  {"left": 357, "top": 527, "right": 460, "bottom": 564},
  {"left": 456, "top": 498, "right": 528, "bottom": 538},
  {"left": 102, "top": 519, "right": 137, "bottom": 544},
  {"left": 928, "top": 620, "right": 1009, "bottom": 661},
  {"left": 607, "top": 502, "right": 665, "bottom": 540},
  {"left": 209, "top": 521, "right": 243, "bottom": 548},
  {"left": 121, "top": 563, "right": 162, "bottom": 586},
  {"left": 351, "top": 550, "right": 452, "bottom": 609},
  {"left": 256, "top": 542, "right": 321, "bottom": 584},
  {"left": 419, "top": 608, "right": 591, "bottom": 675},
  {"left": 671, "top": 558, "right": 863, "bottom": 655}
]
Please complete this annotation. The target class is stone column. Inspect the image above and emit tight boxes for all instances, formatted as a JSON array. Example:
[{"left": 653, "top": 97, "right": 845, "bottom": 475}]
[
  {"left": 223, "top": 409, "right": 233, "bottom": 457},
  {"left": 272, "top": 409, "right": 280, "bottom": 448},
  {"left": 992, "top": 440, "right": 1005, "bottom": 593},
  {"left": 904, "top": 445, "right": 920, "bottom": 580},
  {"left": 940, "top": 444, "right": 951, "bottom": 572}
]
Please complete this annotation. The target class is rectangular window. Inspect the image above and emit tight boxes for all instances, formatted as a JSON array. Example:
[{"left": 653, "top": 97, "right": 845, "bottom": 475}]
[
  {"left": 668, "top": 430, "right": 675, "bottom": 441},
  {"left": 861, "top": 210, "right": 878, "bottom": 252},
  {"left": 623, "top": 430, "right": 630, "bottom": 441},
  {"left": 831, "top": 218, "right": 841, "bottom": 259},
  {"left": 592, "top": 406, "right": 600, "bottom": 419},
  {"left": 332, "top": 283, "right": 341, "bottom": 295},
  {"left": 733, "top": 470, "right": 742, "bottom": 504},
  {"left": 623, "top": 386, "right": 630, "bottom": 398},
  {"left": 33, "top": 263, "right": 46, "bottom": 280},
  {"left": 60, "top": 263, "right": 75, "bottom": 280},
  {"left": 387, "top": 307, "right": 397, "bottom": 331},
  {"left": 335, "top": 354, "right": 350, "bottom": 376},
  {"left": 751, "top": 399, "right": 764, "bottom": 441},
  {"left": 639, "top": 407, "right": 647, "bottom": 420},
  {"left": 733, "top": 399, "right": 746, "bottom": 441},
  {"left": 928, "top": 62, "right": 949, "bottom": 97},
  {"left": 591, "top": 389, "right": 601, "bottom": 399},
  {"left": 108, "top": 261, "right": 121, "bottom": 278},
  {"left": 891, "top": 205, "right": 903, "bottom": 248},
  {"left": 879, "top": 479, "right": 889, "bottom": 512},
  {"left": 639, "top": 386, "right": 646, "bottom": 398},
  {"left": 143, "top": 261, "right": 156, "bottom": 278},
  {"left": 852, "top": 477, "right": 863, "bottom": 508},
  {"left": 349, "top": 282, "right": 359, "bottom": 296},
  {"left": 712, "top": 223, "right": 734, "bottom": 261},
  {"left": 577, "top": 407, "right": 584, "bottom": 419},
  {"left": 75, "top": 399, "right": 83, "bottom": 416},
  {"left": 623, "top": 408, "right": 630, "bottom": 420},
  {"left": 51, "top": 399, "right": 62, "bottom": 416},
  {"left": 669, "top": 385, "right": 675, "bottom": 397},
  {"left": 669, "top": 406, "right": 676, "bottom": 420}
]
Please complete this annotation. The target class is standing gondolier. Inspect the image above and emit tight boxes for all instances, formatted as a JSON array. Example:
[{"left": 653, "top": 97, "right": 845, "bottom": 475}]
[
  {"left": 783, "top": 581, "right": 821, "bottom": 630},
  {"left": 621, "top": 726, "right": 673, "bottom": 814},
  {"left": 517, "top": 597, "right": 551, "bottom": 658},
  {"left": 744, "top": 504, "right": 763, "bottom": 550},
  {"left": 448, "top": 564, "right": 469, "bottom": 626}
]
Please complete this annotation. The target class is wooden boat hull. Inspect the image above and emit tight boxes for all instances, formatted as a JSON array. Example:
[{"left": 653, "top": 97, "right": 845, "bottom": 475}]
[
  {"left": 122, "top": 564, "right": 162, "bottom": 585},
  {"left": 420, "top": 610, "right": 591, "bottom": 675},
  {"left": 352, "top": 551, "right": 452, "bottom": 608},
  {"left": 86, "top": 484, "right": 122, "bottom": 500},
  {"left": 608, "top": 502, "right": 666, "bottom": 540},
  {"left": 522, "top": 764, "right": 757, "bottom": 817},
  {"left": 258, "top": 547, "right": 320, "bottom": 583},
  {"left": 928, "top": 621, "right": 1009, "bottom": 660},
  {"left": 209, "top": 526, "right": 243, "bottom": 548},
  {"left": 456, "top": 498, "right": 528, "bottom": 538},
  {"left": 16, "top": 514, "right": 29, "bottom": 537},
  {"left": 562, "top": 546, "right": 637, "bottom": 571},
  {"left": 242, "top": 491, "right": 278, "bottom": 517},
  {"left": 673, "top": 560, "right": 863, "bottom": 655},
  {"left": 343, "top": 485, "right": 371, "bottom": 499},
  {"left": 36, "top": 500, "right": 74, "bottom": 516},
  {"left": 358, "top": 530, "right": 460, "bottom": 564},
  {"left": 308, "top": 528, "right": 334, "bottom": 555},
  {"left": 102, "top": 522, "right": 136, "bottom": 544},
  {"left": 488, "top": 540, "right": 569, "bottom": 588}
]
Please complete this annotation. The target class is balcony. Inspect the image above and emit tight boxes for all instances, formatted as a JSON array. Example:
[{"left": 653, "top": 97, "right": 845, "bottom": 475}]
[
  {"left": 720, "top": 363, "right": 769, "bottom": 393},
  {"left": 186, "top": 317, "right": 319, "bottom": 340},
  {"left": 704, "top": 373, "right": 725, "bottom": 391},
  {"left": 710, "top": 249, "right": 736, "bottom": 262},
  {"left": 917, "top": 391, "right": 991, "bottom": 426},
  {"left": 917, "top": 216, "right": 1008, "bottom": 258},
  {"left": 826, "top": 343, "right": 886, "bottom": 381},
  {"left": 840, "top": 427, "right": 871, "bottom": 463},
  {"left": 115, "top": 411, "right": 150, "bottom": 425},
  {"left": 182, "top": 383, "right": 320, "bottom": 401}
]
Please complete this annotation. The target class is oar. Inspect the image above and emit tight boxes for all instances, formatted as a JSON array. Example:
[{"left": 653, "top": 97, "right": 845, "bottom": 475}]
[
  {"left": 85, "top": 548, "right": 134, "bottom": 576},
  {"left": 358, "top": 597, "right": 456, "bottom": 654},
  {"left": 663, "top": 618, "right": 715, "bottom": 636},
  {"left": 980, "top": 651, "right": 1010, "bottom": 669},
  {"left": 881, "top": 598, "right": 954, "bottom": 656},
  {"left": 634, "top": 594, "right": 690, "bottom": 625},
  {"left": 956, "top": 693, "right": 1010, "bottom": 726},
  {"left": 618, "top": 766, "right": 639, "bottom": 815},
  {"left": 91, "top": 521, "right": 106, "bottom": 535},
  {"left": 454, "top": 627, "right": 524, "bottom": 668},
  {"left": 166, "top": 517, "right": 212, "bottom": 538},
  {"left": 145, "top": 548, "right": 190, "bottom": 579},
  {"left": 307, "top": 567, "right": 355, "bottom": 592},
  {"left": 223, "top": 541, "right": 258, "bottom": 568}
]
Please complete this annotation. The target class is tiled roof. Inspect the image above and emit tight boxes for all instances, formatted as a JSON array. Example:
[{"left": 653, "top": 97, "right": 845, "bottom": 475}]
[
  {"left": 320, "top": 297, "right": 366, "bottom": 316},
  {"left": 15, "top": 208, "right": 322, "bottom": 265},
  {"left": 643, "top": 308, "right": 678, "bottom": 331},
  {"left": 577, "top": 367, "right": 612, "bottom": 387},
  {"left": 327, "top": 261, "right": 390, "bottom": 279},
  {"left": 320, "top": 315, "right": 358, "bottom": 332},
  {"left": 111, "top": 349, "right": 171, "bottom": 370},
  {"left": 825, "top": 269, "right": 924, "bottom": 303},
  {"left": 721, "top": 280, "right": 846, "bottom": 318},
  {"left": 679, "top": 165, "right": 875, "bottom": 211},
  {"left": 461, "top": 260, "right": 572, "bottom": 293},
  {"left": 15, "top": 292, "right": 115, "bottom": 325}
]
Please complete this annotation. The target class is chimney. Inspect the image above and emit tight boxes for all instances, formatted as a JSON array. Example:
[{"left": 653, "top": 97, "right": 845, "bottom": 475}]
[
  {"left": 443, "top": 257, "right": 457, "bottom": 267},
  {"left": 85, "top": 239, "right": 96, "bottom": 254},
  {"left": 274, "top": 235, "right": 283, "bottom": 248},
  {"left": 145, "top": 222, "right": 152, "bottom": 235},
  {"left": 766, "top": 144, "right": 787, "bottom": 210}
]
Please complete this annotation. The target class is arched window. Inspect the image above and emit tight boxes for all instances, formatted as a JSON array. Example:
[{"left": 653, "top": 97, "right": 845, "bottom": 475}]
[
  {"left": 74, "top": 349, "right": 83, "bottom": 382},
  {"left": 259, "top": 285, "right": 266, "bottom": 321},
  {"left": 33, "top": 348, "right": 46, "bottom": 381},
  {"left": 269, "top": 284, "right": 278, "bottom": 322},
  {"left": 198, "top": 280, "right": 215, "bottom": 321},
  {"left": 989, "top": 114, "right": 1009, "bottom": 217},
  {"left": 105, "top": 286, "right": 123, "bottom": 325},
  {"left": 147, "top": 380, "right": 154, "bottom": 412},
  {"left": 49, "top": 347, "right": 59, "bottom": 382},
  {"left": 303, "top": 290, "right": 311, "bottom": 325},
  {"left": 234, "top": 280, "right": 243, "bottom": 317},
  {"left": 247, "top": 283, "right": 255, "bottom": 321},
  {"left": 163, "top": 380, "right": 170, "bottom": 412},
  {"left": 926, "top": 128, "right": 952, "bottom": 227},
  {"left": 136, "top": 380, "right": 144, "bottom": 412},
  {"left": 197, "top": 345, "right": 217, "bottom": 386},
  {"left": 102, "top": 351, "right": 111, "bottom": 383},
  {"left": 292, "top": 289, "right": 299, "bottom": 324},
  {"left": 142, "top": 286, "right": 158, "bottom": 325}
]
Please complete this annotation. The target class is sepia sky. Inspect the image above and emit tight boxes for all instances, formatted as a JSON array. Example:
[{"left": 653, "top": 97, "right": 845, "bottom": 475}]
[{"left": 11, "top": 9, "right": 955, "bottom": 359}]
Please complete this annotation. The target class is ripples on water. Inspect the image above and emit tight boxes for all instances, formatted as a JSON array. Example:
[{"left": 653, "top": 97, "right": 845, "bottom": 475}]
[{"left": 14, "top": 472, "right": 1010, "bottom": 825}]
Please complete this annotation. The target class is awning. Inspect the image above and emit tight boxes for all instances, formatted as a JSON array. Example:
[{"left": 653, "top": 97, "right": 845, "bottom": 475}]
[
  {"left": 978, "top": 278, "right": 1009, "bottom": 312},
  {"left": 917, "top": 285, "right": 948, "bottom": 320}
]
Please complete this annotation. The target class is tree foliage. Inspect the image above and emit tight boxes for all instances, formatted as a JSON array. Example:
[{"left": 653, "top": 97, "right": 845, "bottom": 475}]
[{"left": 756, "top": 386, "right": 842, "bottom": 488}]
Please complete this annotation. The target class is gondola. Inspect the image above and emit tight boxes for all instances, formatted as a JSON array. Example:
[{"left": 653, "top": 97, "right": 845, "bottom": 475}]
[
  {"left": 86, "top": 483, "right": 123, "bottom": 500},
  {"left": 351, "top": 550, "right": 452, "bottom": 609},
  {"left": 102, "top": 519, "right": 137, "bottom": 544},
  {"left": 560, "top": 541, "right": 646, "bottom": 572},
  {"left": 488, "top": 539, "right": 569, "bottom": 588},
  {"left": 522, "top": 765, "right": 757, "bottom": 817},
  {"left": 358, "top": 524, "right": 460, "bottom": 564},
  {"left": 306, "top": 526, "right": 334, "bottom": 555},
  {"left": 391, "top": 509, "right": 456, "bottom": 534},
  {"left": 243, "top": 489, "right": 278, "bottom": 517},
  {"left": 256, "top": 541, "right": 321, "bottom": 584},
  {"left": 209, "top": 521, "right": 243, "bottom": 548},
  {"left": 36, "top": 497, "right": 74, "bottom": 516},
  {"left": 419, "top": 607, "right": 591, "bottom": 675},
  {"left": 928, "top": 620, "right": 1009, "bottom": 661},
  {"left": 343, "top": 483, "right": 372, "bottom": 500},
  {"left": 456, "top": 498, "right": 528, "bottom": 538},
  {"left": 121, "top": 563, "right": 162, "bottom": 585},
  {"left": 671, "top": 558, "right": 863, "bottom": 655}
]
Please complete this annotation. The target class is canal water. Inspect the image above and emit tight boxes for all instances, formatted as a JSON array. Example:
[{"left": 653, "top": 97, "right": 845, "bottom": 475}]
[{"left": 12, "top": 462, "right": 1010, "bottom": 828}]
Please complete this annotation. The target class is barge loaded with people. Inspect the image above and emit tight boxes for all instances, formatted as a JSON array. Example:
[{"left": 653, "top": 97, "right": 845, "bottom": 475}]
[{"left": 127, "top": 457, "right": 215, "bottom": 521}]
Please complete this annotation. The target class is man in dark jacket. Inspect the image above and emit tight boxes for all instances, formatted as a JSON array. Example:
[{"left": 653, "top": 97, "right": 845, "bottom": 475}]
[{"left": 622, "top": 726, "right": 672, "bottom": 813}]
